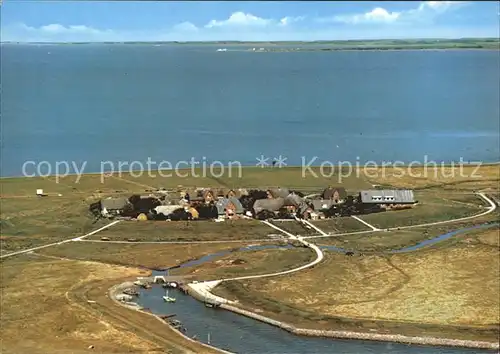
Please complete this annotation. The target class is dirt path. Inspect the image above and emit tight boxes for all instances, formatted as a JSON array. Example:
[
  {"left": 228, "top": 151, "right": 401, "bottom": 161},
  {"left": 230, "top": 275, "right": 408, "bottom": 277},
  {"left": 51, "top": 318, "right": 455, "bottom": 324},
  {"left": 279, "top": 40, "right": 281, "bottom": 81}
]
[{"left": 0, "top": 220, "right": 121, "bottom": 259}]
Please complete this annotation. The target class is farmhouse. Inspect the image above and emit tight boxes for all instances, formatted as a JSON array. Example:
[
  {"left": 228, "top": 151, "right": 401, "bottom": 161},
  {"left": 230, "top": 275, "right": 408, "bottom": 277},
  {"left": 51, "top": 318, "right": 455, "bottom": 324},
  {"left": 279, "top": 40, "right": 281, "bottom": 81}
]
[
  {"left": 216, "top": 196, "right": 244, "bottom": 218},
  {"left": 283, "top": 193, "right": 310, "bottom": 215},
  {"left": 101, "top": 197, "right": 131, "bottom": 217},
  {"left": 359, "top": 190, "right": 415, "bottom": 204},
  {"left": 321, "top": 186, "right": 347, "bottom": 203},
  {"left": 202, "top": 189, "right": 216, "bottom": 203}
]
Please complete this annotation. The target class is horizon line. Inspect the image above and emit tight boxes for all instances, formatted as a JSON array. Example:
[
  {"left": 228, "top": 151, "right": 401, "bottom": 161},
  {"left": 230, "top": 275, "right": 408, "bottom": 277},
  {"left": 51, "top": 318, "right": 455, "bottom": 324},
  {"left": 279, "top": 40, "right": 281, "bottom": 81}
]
[{"left": 2, "top": 37, "right": 499, "bottom": 44}]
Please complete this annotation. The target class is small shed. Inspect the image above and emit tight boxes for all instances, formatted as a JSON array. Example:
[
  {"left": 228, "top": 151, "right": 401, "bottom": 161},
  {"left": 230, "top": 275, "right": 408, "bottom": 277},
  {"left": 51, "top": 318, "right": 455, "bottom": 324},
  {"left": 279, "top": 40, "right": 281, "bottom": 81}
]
[
  {"left": 321, "top": 186, "right": 347, "bottom": 202},
  {"left": 359, "top": 190, "right": 415, "bottom": 204}
]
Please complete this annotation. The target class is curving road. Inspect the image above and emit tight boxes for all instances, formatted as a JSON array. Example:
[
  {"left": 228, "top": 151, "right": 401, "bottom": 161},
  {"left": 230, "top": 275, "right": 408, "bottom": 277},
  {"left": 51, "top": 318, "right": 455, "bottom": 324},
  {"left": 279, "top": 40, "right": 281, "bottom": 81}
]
[{"left": 188, "top": 220, "right": 325, "bottom": 304}]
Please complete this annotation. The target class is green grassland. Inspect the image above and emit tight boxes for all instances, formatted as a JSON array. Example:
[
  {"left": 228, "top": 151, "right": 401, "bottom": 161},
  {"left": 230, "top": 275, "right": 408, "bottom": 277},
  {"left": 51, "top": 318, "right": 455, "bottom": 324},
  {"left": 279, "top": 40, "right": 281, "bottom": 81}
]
[
  {"left": 270, "top": 219, "right": 319, "bottom": 236},
  {"left": 310, "top": 217, "right": 372, "bottom": 234}
]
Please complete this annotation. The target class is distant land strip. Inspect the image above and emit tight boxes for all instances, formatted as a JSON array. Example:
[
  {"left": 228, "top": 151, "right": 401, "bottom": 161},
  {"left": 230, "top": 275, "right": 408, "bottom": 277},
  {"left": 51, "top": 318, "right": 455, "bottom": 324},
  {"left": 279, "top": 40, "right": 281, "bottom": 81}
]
[{"left": 2, "top": 38, "right": 499, "bottom": 51}]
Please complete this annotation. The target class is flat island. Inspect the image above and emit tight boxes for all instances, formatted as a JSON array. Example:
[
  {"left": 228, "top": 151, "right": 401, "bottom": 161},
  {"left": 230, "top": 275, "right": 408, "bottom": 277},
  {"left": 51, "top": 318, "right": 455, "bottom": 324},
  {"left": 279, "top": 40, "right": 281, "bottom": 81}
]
[
  {"left": 1, "top": 165, "right": 499, "bottom": 353},
  {"left": 4, "top": 38, "right": 499, "bottom": 51}
]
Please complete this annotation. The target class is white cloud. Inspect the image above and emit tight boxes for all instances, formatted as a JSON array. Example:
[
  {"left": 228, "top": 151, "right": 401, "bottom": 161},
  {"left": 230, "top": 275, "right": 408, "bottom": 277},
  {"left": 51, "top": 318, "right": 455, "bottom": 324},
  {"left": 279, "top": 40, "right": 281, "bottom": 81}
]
[
  {"left": 419, "top": 1, "right": 468, "bottom": 11},
  {"left": 279, "top": 16, "right": 305, "bottom": 26},
  {"left": 173, "top": 21, "right": 198, "bottom": 32},
  {"left": 324, "top": 1, "right": 469, "bottom": 25},
  {"left": 333, "top": 7, "right": 400, "bottom": 24},
  {"left": 205, "top": 12, "right": 272, "bottom": 28},
  {"left": 7, "top": 23, "right": 115, "bottom": 41},
  {"left": 34, "top": 23, "right": 109, "bottom": 35}
]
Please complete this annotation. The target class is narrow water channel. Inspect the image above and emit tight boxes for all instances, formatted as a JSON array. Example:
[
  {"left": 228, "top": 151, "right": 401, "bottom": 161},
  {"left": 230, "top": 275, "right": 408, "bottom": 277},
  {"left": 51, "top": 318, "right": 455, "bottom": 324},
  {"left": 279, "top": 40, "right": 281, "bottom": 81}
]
[
  {"left": 136, "top": 287, "right": 494, "bottom": 354},
  {"left": 133, "top": 223, "right": 499, "bottom": 353}
]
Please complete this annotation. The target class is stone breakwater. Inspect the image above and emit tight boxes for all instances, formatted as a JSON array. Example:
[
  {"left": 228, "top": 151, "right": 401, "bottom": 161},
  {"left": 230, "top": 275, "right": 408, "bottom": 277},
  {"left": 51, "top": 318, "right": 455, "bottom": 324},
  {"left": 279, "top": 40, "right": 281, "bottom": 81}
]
[{"left": 218, "top": 303, "right": 499, "bottom": 350}]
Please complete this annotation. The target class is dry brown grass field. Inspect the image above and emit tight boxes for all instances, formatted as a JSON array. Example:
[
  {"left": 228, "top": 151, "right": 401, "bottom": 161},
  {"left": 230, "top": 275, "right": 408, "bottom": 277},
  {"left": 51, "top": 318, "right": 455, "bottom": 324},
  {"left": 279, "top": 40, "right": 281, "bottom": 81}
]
[
  {"left": 0, "top": 255, "right": 218, "bottom": 354},
  {"left": 89, "top": 219, "right": 275, "bottom": 241},
  {"left": 172, "top": 247, "right": 314, "bottom": 281},
  {"left": 38, "top": 241, "right": 264, "bottom": 270}
]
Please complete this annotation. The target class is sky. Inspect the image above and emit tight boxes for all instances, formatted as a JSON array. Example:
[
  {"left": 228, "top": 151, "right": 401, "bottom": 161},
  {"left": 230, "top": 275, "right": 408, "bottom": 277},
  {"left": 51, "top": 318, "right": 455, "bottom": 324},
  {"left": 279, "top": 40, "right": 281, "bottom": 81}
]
[{"left": 1, "top": 1, "right": 499, "bottom": 42}]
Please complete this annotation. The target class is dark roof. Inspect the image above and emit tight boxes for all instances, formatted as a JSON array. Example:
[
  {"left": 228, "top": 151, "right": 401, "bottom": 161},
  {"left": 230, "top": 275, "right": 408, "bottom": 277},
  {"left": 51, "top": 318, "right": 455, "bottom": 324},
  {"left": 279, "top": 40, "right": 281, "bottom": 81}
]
[
  {"left": 253, "top": 198, "right": 285, "bottom": 213},
  {"left": 203, "top": 189, "right": 215, "bottom": 198},
  {"left": 189, "top": 196, "right": 204, "bottom": 202},
  {"left": 322, "top": 187, "right": 347, "bottom": 200},
  {"left": 360, "top": 190, "right": 415, "bottom": 204},
  {"left": 269, "top": 188, "right": 290, "bottom": 198}
]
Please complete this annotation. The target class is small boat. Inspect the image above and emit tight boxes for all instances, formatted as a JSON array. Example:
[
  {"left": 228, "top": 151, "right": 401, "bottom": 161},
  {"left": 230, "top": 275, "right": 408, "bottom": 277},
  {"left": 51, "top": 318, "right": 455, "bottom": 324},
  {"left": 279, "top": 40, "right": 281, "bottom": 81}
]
[
  {"left": 162, "top": 282, "right": 178, "bottom": 288},
  {"left": 163, "top": 289, "right": 176, "bottom": 302}
]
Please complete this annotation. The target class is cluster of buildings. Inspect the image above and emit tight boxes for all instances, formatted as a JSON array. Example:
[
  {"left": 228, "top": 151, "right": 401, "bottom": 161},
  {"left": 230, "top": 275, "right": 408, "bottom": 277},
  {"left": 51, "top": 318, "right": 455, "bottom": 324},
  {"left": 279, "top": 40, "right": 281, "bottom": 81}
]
[{"left": 90, "top": 186, "right": 416, "bottom": 222}]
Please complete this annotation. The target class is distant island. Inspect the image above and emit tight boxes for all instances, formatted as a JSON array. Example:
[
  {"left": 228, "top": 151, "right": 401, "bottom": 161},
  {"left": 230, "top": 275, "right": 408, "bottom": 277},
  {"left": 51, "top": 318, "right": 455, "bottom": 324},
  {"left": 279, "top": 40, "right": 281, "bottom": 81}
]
[{"left": 2, "top": 38, "right": 499, "bottom": 51}]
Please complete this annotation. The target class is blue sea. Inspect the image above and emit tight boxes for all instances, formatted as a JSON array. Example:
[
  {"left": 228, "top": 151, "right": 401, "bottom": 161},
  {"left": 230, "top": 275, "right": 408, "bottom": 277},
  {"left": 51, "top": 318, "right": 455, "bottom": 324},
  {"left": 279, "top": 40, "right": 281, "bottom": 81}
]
[{"left": 1, "top": 44, "right": 499, "bottom": 177}]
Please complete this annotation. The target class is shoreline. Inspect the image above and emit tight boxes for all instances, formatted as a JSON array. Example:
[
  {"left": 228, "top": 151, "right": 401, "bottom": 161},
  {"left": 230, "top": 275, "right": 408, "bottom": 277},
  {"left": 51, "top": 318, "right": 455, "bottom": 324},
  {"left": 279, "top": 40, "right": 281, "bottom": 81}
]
[{"left": 1, "top": 162, "right": 499, "bottom": 180}]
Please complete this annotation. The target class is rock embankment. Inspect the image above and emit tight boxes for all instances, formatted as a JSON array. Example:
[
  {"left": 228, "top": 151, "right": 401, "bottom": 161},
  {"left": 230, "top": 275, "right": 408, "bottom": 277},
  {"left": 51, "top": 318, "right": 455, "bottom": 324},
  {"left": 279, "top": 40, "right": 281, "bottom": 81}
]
[{"left": 220, "top": 304, "right": 499, "bottom": 350}]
